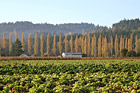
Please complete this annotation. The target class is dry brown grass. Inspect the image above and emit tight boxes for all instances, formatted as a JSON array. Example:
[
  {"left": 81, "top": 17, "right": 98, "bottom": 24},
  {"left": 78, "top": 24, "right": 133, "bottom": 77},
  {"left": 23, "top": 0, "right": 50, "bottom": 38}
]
[{"left": 0, "top": 57, "right": 140, "bottom": 60}]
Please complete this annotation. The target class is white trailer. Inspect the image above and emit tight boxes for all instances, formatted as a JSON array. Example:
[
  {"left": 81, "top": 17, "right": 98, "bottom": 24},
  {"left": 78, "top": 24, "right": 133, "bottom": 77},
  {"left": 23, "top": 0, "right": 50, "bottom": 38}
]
[{"left": 62, "top": 52, "right": 82, "bottom": 57}]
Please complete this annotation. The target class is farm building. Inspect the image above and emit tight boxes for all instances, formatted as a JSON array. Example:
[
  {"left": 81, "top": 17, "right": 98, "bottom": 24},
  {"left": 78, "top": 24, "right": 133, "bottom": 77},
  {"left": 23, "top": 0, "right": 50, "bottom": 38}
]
[{"left": 62, "top": 52, "right": 82, "bottom": 57}]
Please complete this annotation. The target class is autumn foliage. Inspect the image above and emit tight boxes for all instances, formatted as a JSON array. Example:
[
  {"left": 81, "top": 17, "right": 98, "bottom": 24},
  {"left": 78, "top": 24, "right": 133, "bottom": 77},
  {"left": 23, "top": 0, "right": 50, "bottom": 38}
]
[{"left": 1, "top": 32, "right": 140, "bottom": 57}]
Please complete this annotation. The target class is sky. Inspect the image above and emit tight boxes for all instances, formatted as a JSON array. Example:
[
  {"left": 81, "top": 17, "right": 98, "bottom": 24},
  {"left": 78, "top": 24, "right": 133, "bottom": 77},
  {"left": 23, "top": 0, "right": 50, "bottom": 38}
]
[{"left": 0, "top": 0, "right": 139, "bottom": 27}]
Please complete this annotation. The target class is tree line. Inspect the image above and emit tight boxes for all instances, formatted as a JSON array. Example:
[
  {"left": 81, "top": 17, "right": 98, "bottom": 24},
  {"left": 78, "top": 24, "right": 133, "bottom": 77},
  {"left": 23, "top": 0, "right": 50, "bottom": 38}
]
[{"left": 1, "top": 32, "right": 140, "bottom": 57}]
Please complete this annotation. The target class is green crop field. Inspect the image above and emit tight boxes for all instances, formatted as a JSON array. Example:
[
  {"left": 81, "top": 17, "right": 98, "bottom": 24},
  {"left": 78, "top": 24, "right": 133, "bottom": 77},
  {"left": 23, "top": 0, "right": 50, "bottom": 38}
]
[{"left": 0, "top": 59, "right": 140, "bottom": 92}]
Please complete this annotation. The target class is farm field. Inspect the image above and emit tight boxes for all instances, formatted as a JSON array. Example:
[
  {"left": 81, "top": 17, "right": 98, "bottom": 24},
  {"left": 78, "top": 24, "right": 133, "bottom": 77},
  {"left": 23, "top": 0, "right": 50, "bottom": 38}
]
[{"left": 0, "top": 59, "right": 140, "bottom": 92}]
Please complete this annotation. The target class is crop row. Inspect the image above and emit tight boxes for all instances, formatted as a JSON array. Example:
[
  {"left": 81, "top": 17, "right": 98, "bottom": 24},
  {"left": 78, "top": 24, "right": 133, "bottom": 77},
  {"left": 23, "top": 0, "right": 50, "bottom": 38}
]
[
  {"left": 0, "top": 72, "right": 140, "bottom": 93},
  {"left": 1, "top": 59, "right": 140, "bottom": 66},
  {"left": 0, "top": 60, "right": 140, "bottom": 92},
  {"left": 0, "top": 63, "right": 140, "bottom": 75}
]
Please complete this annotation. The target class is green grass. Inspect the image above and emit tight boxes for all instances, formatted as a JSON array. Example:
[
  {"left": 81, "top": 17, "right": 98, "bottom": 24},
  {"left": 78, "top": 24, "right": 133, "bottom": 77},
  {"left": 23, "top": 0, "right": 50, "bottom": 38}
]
[{"left": 0, "top": 59, "right": 140, "bottom": 66}]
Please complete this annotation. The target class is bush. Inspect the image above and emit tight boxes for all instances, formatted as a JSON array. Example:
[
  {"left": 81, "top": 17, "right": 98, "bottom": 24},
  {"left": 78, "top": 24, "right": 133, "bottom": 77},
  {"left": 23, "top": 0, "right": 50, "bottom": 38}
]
[
  {"left": 126, "top": 50, "right": 136, "bottom": 57},
  {"left": 136, "top": 52, "right": 140, "bottom": 57},
  {"left": 120, "top": 49, "right": 128, "bottom": 57},
  {"left": 82, "top": 54, "right": 87, "bottom": 57}
]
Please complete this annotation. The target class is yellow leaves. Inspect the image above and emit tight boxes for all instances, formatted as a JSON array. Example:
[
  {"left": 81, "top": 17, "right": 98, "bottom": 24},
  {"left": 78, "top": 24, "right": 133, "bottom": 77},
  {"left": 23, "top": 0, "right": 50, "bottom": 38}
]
[
  {"left": 132, "top": 82, "right": 138, "bottom": 89},
  {"left": 131, "top": 89, "right": 136, "bottom": 93}
]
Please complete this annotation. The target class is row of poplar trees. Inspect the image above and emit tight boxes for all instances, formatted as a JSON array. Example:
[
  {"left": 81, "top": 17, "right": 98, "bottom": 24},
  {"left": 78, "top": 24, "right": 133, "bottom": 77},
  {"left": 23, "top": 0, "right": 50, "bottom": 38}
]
[{"left": 2, "top": 32, "right": 140, "bottom": 57}]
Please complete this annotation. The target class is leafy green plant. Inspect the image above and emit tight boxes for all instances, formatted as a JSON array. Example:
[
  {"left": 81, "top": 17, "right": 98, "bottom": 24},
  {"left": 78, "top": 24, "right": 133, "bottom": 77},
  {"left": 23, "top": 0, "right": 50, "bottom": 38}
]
[{"left": 0, "top": 59, "right": 140, "bottom": 92}]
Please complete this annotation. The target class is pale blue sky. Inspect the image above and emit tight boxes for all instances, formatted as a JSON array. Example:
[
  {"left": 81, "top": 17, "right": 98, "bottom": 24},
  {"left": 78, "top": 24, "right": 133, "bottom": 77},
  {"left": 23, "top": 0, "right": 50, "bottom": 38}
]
[{"left": 0, "top": 0, "right": 139, "bottom": 27}]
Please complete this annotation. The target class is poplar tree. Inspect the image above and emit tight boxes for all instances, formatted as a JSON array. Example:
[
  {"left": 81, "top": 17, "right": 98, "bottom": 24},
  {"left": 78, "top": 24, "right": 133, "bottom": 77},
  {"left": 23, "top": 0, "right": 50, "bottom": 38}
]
[
  {"left": 28, "top": 33, "right": 31, "bottom": 55},
  {"left": 102, "top": 36, "right": 108, "bottom": 57},
  {"left": 107, "top": 42, "right": 111, "bottom": 56},
  {"left": 110, "top": 36, "right": 113, "bottom": 56},
  {"left": 14, "top": 30, "right": 17, "bottom": 42},
  {"left": 22, "top": 32, "right": 25, "bottom": 51},
  {"left": 59, "top": 34, "right": 62, "bottom": 54},
  {"left": 52, "top": 34, "right": 56, "bottom": 55},
  {"left": 128, "top": 38, "right": 132, "bottom": 52},
  {"left": 93, "top": 34, "right": 97, "bottom": 57},
  {"left": 120, "top": 35, "right": 122, "bottom": 52},
  {"left": 120, "top": 35, "right": 124, "bottom": 56},
  {"left": 102, "top": 37, "right": 104, "bottom": 57},
  {"left": 81, "top": 35, "right": 84, "bottom": 54},
  {"left": 75, "top": 34, "right": 78, "bottom": 52},
  {"left": 3, "top": 33, "right": 6, "bottom": 55},
  {"left": 9, "top": 32, "right": 12, "bottom": 55},
  {"left": 91, "top": 37, "right": 94, "bottom": 57},
  {"left": 34, "top": 33, "right": 38, "bottom": 56},
  {"left": 115, "top": 34, "right": 118, "bottom": 57},
  {"left": 65, "top": 34, "right": 68, "bottom": 52},
  {"left": 138, "top": 39, "right": 140, "bottom": 53},
  {"left": 128, "top": 39, "right": 131, "bottom": 51},
  {"left": 87, "top": 33, "right": 90, "bottom": 56},
  {"left": 128, "top": 33, "right": 133, "bottom": 51},
  {"left": 40, "top": 33, "right": 44, "bottom": 56},
  {"left": 3, "top": 33, "right": 6, "bottom": 49},
  {"left": 125, "top": 38, "right": 128, "bottom": 49},
  {"left": 135, "top": 35, "right": 138, "bottom": 54},
  {"left": 104, "top": 36, "right": 108, "bottom": 57},
  {"left": 78, "top": 36, "right": 82, "bottom": 52},
  {"left": 46, "top": 34, "right": 50, "bottom": 56},
  {"left": 122, "top": 38, "right": 124, "bottom": 49},
  {"left": 98, "top": 34, "right": 101, "bottom": 57},
  {"left": 84, "top": 36, "right": 87, "bottom": 54},
  {"left": 70, "top": 34, "right": 73, "bottom": 53}
]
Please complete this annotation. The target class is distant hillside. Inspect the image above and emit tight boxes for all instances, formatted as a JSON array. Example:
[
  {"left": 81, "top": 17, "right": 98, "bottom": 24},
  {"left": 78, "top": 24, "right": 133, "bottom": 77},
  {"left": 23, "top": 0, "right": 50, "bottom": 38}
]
[
  {"left": 112, "top": 18, "right": 140, "bottom": 31},
  {"left": 0, "top": 21, "right": 105, "bottom": 41},
  {"left": 0, "top": 18, "right": 140, "bottom": 41}
]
